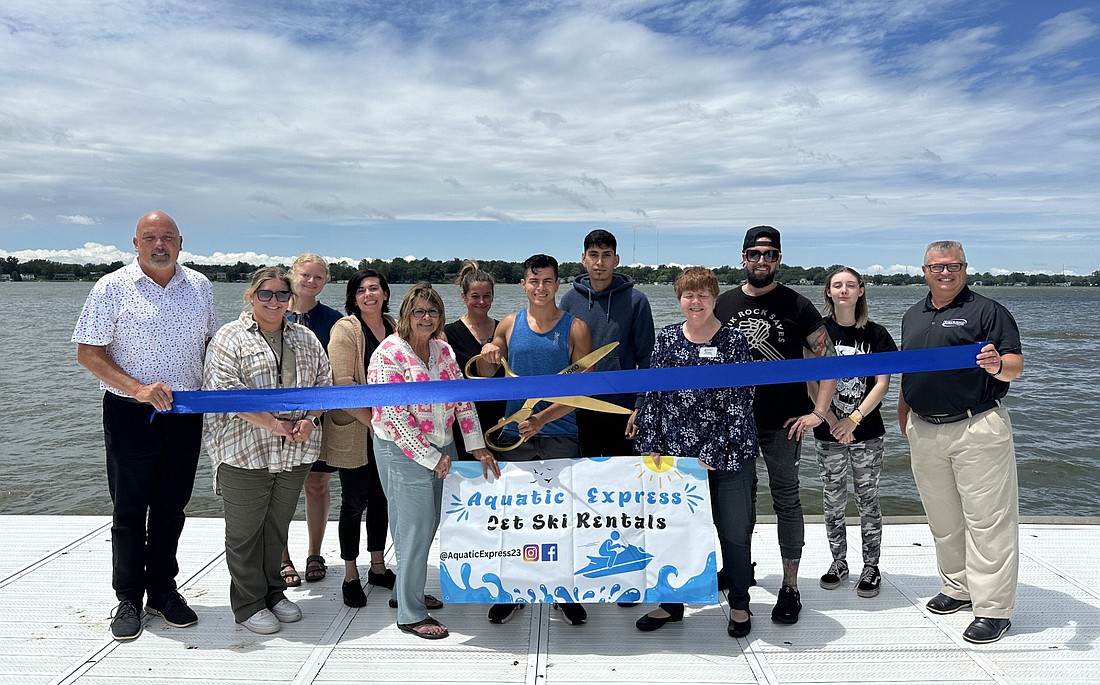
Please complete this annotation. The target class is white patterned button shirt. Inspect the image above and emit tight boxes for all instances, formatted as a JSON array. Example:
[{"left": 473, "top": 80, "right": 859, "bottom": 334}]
[
  {"left": 71, "top": 261, "right": 218, "bottom": 394},
  {"left": 203, "top": 313, "right": 333, "bottom": 489}
]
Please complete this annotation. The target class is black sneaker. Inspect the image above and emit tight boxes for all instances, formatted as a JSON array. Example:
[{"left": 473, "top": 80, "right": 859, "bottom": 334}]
[
  {"left": 488, "top": 603, "right": 521, "bottom": 624},
  {"left": 770, "top": 586, "right": 802, "bottom": 625},
  {"left": 819, "top": 560, "right": 849, "bottom": 590},
  {"left": 556, "top": 602, "right": 587, "bottom": 625},
  {"left": 342, "top": 579, "right": 367, "bottom": 608},
  {"left": 145, "top": 591, "right": 198, "bottom": 628},
  {"left": 856, "top": 565, "right": 881, "bottom": 598},
  {"left": 110, "top": 599, "right": 144, "bottom": 641},
  {"left": 367, "top": 567, "right": 396, "bottom": 590}
]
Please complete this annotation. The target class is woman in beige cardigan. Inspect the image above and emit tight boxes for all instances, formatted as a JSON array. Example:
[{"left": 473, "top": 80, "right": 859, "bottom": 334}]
[{"left": 322, "top": 269, "right": 400, "bottom": 608}]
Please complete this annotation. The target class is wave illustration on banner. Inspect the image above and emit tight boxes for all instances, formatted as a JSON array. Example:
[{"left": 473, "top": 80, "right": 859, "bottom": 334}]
[{"left": 438, "top": 456, "right": 719, "bottom": 604}]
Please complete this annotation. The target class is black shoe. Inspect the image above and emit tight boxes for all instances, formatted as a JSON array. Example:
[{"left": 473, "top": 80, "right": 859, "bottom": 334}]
[
  {"left": 819, "top": 560, "right": 849, "bottom": 590},
  {"left": 110, "top": 599, "right": 144, "bottom": 641},
  {"left": 342, "top": 579, "right": 367, "bottom": 608},
  {"left": 771, "top": 586, "right": 801, "bottom": 625},
  {"left": 488, "top": 603, "right": 521, "bottom": 624},
  {"left": 963, "top": 617, "right": 1011, "bottom": 644},
  {"left": 145, "top": 591, "right": 197, "bottom": 628},
  {"left": 367, "top": 567, "right": 396, "bottom": 590},
  {"left": 556, "top": 602, "right": 587, "bottom": 625},
  {"left": 855, "top": 565, "right": 881, "bottom": 598},
  {"left": 388, "top": 594, "right": 444, "bottom": 610},
  {"left": 717, "top": 562, "right": 756, "bottom": 591},
  {"left": 926, "top": 593, "right": 972, "bottom": 615},
  {"left": 636, "top": 608, "right": 682, "bottom": 632},
  {"left": 727, "top": 610, "right": 752, "bottom": 638}
]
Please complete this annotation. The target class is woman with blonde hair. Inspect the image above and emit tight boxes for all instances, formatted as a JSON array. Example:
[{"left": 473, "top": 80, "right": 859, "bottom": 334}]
[
  {"left": 203, "top": 267, "right": 332, "bottom": 634},
  {"left": 280, "top": 253, "right": 343, "bottom": 587},
  {"left": 443, "top": 260, "right": 505, "bottom": 460},
  {"left": 811, "top": 267, "right": 897, "bottom": 599},
  {"left": 367, "top": 282, "right": 498, "bottom": 639}
]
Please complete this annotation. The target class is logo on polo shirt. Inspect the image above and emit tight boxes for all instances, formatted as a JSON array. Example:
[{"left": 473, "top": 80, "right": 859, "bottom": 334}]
[{"left": 941, "top": 318, "right": 967, "bottom": 327}]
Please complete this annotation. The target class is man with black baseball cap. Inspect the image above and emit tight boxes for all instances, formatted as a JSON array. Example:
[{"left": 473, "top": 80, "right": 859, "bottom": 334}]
[{"left": 715, "top": 225, "right": 836, "bottom": 625}]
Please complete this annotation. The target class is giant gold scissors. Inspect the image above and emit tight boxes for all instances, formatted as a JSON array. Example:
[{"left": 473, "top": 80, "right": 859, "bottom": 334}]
[{"left": 464, "top": 342, "right": 632, "bottom": 452}]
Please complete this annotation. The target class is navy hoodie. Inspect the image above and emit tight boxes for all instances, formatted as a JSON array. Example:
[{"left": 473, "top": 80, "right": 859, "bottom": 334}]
[{"left": 560, "top": 272, "right": 655, "bottom": 408}]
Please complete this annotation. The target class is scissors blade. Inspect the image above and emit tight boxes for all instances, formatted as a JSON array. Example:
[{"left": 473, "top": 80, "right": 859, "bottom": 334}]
[
  {"left": 558, "top": 342, "right": 619, "bottom": 375},
  {"left": 542, "top": 396, "right": 632, "bottom": 414}
]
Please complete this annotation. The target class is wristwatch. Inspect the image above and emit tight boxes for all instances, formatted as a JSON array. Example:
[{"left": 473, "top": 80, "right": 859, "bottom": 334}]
[{"left": 311, "top": 415, "right": 322, "bottom": 427}]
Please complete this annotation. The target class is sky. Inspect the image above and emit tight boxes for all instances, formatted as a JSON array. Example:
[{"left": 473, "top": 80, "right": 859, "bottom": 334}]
[{"left": 2, "top": 0, "right": 1098, "bottom": 276}]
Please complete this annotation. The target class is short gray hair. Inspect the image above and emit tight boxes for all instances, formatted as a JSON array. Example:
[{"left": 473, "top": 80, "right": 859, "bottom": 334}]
[{"left": 925, "top": 240, "right": 966, "bottom": 262}]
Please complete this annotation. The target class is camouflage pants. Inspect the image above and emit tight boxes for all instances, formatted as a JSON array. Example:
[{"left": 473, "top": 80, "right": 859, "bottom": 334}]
[{"left": 814, "top": 437, "right": 884, "bottom": 566}]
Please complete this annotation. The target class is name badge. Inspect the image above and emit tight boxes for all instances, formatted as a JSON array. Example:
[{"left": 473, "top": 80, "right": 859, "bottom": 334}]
[{"left": 699, "top": 346, "right": 718, "bottom": 359}]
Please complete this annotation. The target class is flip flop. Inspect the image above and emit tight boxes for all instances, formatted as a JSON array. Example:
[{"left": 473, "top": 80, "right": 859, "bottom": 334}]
[
  {"left": 397, "top": 615, "right": 449, "bottom": 640},
  {"left": 304, "top": 555, "right": 327, "bottom": 582},
  {"left": 280, "top": 560, "right": 302, "bottom": 588}
]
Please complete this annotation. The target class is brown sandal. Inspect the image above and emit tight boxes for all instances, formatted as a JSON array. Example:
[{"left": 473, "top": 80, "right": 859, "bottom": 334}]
[
  {"left": 280, "top": 560, "right": 301, "bottom": 588},
  {"left": 304, "top": 555, "right": 327, "bottom": 582},
  {"left": 397, "top": 615, "right": 449, "bottom": 640}
]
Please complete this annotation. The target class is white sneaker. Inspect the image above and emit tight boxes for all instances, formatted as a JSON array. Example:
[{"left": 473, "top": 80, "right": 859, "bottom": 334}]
[
  {"left": 239, "top": 608, "right": 280, "bottom": 634},
  {"left": 270, "top": 598, "right": 302, "bottom": 623}
]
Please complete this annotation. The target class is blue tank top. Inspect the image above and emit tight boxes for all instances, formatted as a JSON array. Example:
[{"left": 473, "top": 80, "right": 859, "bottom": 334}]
[{"left": 503, "top": 309, "right": 577, "bottom": 438}]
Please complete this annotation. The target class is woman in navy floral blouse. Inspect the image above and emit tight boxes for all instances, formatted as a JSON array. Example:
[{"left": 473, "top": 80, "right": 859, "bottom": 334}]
[{"left": 633, "top": 266, "right": 760, "bottom": 639}]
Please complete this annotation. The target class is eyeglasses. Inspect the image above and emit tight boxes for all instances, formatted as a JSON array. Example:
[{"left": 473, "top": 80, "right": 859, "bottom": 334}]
[
  {"left": 744, "top": 249, "right": 780, "bottom": 263},
  {"left": 411, "top": 308, "right": 441, "bottom": 319},
  {"left": 924, "top": 262, "right": 966, "bottom": 273},
  {"left": 255, "top": 289, "right": 292, "bottom": 302}
]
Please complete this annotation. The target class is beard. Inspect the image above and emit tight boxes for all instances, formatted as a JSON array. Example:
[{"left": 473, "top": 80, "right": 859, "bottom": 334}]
[{"left": 746, "top": 268, "right": 776, "bottom": 288}]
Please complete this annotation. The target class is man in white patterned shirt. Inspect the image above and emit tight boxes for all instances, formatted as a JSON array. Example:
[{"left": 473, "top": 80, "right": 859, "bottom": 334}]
[{"left": 73, "top": 211, "right": 217, "bottom": 641}]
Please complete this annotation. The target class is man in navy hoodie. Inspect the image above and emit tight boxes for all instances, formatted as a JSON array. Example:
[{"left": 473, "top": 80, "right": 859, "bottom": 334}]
[{"left": 561, "top": 229, "right": 655, "bottom": 458}]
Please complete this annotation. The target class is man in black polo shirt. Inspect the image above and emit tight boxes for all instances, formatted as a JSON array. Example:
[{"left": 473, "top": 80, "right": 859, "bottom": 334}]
[{"left": 897, "top": 240, "right": 1023, "bottom": 645}]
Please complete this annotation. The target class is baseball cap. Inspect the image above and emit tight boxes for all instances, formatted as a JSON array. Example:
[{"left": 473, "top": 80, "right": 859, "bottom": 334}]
[{"left": 743, "top": 225, "right": 781, "bottom": 251}]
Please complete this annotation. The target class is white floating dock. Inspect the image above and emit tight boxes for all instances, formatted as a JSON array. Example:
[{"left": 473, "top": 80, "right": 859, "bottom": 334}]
[{"left": 2, "top": 516, "right": 1098, "bottom": 684}]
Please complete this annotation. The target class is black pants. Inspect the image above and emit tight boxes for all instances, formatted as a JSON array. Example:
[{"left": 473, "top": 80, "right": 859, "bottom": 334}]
[
  {"left": 576, "top": 408, "right": 636, "bottom": 457},
  {"left": 337, "top": 445, "right": 390, "bottom": 560},
  {"left": 103, "top": 392, "right": 202, "bottom": 605}
]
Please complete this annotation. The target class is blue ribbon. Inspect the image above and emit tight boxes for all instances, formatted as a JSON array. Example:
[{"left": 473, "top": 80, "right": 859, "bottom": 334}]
[{"left": 165, "top": 343, "right": 983, "bottom": 415}]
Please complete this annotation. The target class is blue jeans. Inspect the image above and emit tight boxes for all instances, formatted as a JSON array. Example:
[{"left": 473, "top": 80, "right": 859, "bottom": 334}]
[
  {"left": 752, "top": 428, "right": 805, "bottom": 560},
  {"left": 373, "top": 437, "right": 453, "bottom": 625}
]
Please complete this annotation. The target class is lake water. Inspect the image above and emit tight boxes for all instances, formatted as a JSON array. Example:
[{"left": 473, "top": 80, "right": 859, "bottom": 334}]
[{"left": 3, "top": 281, "right": 1098, "bottom": 519}]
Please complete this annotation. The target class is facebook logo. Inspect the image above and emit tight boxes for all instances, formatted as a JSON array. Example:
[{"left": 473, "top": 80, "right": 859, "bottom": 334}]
[{"left": 541, "top": 544, "right": 558, "bottom": 562}]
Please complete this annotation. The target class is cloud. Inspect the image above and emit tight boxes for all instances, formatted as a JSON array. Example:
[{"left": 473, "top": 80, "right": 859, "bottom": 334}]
[
  {"left": 1012, "top": 9, "right": 1098, "bottom": 64},
  {"left": 57, "top": 214, "right": 97, "bottom": 225},
  {"left": 530, "top": 110, "right": 567, "bottom": 130},
  {"left": 475, "top": 206, "right": 520, "bottom": 223}
]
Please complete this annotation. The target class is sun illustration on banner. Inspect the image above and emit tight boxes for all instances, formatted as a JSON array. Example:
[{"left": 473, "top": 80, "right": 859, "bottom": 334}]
[{"left": 634, "top": 454, "right": 679, "bottom": 487}]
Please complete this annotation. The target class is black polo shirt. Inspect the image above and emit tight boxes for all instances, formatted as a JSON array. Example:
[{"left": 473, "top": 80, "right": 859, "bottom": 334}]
[{"left": 900, "top": 285, "right": 1022, "bottom": 417}]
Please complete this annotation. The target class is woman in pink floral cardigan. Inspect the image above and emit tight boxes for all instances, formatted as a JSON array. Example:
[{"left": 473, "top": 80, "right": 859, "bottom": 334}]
[{"left": 367, "top": 282, "right": 499, "bottom": 639}]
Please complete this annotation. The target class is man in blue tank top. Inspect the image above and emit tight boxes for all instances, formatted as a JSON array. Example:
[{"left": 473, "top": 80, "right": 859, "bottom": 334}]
[{"left": 477, "top": 253, "right": 593, "bottom": 627}]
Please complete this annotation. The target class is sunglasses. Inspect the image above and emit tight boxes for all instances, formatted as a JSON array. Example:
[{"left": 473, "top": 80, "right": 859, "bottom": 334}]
[
  {"left": 255, "top": 289, "right": 293, "bottom": 302},
  {"left": 744, "top": 249, "right": 780, "bottom": 263},
  {"left": 924, "top": 262, "right": 966, "bottom": 273}
]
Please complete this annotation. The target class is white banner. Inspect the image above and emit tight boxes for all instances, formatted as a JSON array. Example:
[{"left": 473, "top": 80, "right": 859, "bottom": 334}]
[{"left": 439, "top": 456, "right": 718, "bottom": 605}]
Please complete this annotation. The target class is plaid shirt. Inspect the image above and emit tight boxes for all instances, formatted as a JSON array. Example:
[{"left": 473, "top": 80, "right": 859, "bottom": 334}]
[{"left": 203, "top": 312, "right": 332, "bottom": 490}]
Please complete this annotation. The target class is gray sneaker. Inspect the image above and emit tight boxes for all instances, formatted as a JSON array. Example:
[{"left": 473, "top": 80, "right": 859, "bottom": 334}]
[
  {"left": 110, "top": 599, "right": 144, "bottom": 641},
  {"left": 819, "top": 560, "right": 849, "bottom": 590}
]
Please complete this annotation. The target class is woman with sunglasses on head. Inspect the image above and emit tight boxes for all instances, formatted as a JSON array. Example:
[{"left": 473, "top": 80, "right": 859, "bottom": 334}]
[
  {"left": 367, "top": 282, "right": 499, "bottom": 639},
  {"left": 279, "top": 253, "right": 344, "bottom": 588},
  {"left": 443, "top": 260, "right": 506, "bottom": 461},
  {"left": 322, "top": 269, "right": 398, "bottom": 608},
  {"left": 203, "top": 267, "right": 332, "bottom": 635},
  {"left": 811, "top": 267, "right": 897, "bottom": 599}
]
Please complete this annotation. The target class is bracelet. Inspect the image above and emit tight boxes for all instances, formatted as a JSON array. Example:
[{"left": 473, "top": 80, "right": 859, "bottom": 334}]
[
  {"left": 993, "top": 358, "right": 1003, "bottom": 376},
  {"left": 847, "top": 415, "right": 860, "bottom": 426},
  {"left": 811, "top": 410, "right": 827, "bottom": 424},
  {"left": 852, "top": 407, "right": 864, "bottom": 420}
]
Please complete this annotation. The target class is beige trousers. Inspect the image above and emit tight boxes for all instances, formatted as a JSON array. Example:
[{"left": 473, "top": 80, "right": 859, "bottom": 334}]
[{"left": 907, "top": 406, "right": 1019, "bottom": 619}]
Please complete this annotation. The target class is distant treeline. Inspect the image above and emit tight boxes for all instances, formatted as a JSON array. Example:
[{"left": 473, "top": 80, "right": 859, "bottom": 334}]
[{"left": 3, "top": 255, "right": 1098, "bottom": 287}]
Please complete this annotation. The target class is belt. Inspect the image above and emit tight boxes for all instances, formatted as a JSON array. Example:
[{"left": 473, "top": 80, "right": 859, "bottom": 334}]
[{"left": 918, "top": 399, "right": 1001, "bottom": 425}]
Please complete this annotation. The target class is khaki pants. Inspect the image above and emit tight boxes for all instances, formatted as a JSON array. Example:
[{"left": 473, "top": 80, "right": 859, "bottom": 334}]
[{"left": 907, "top": 406, "right": 1019, "bottom": 618}]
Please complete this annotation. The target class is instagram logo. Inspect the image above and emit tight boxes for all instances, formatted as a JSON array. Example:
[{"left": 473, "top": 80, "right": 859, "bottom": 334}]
[{"left": 522, "top": 545, "right": 540, "bottom": 562}]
